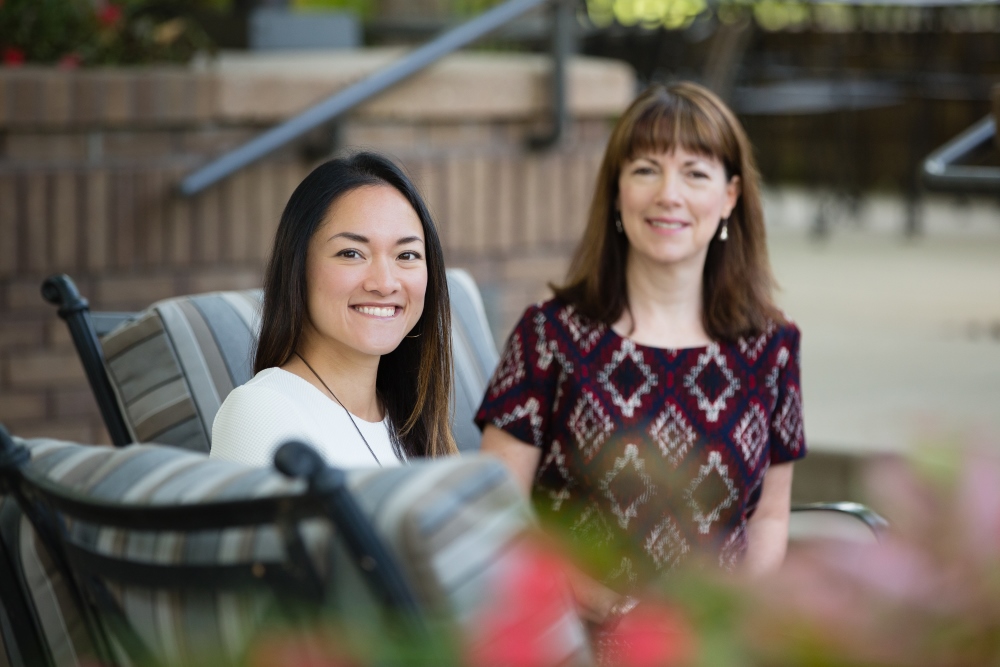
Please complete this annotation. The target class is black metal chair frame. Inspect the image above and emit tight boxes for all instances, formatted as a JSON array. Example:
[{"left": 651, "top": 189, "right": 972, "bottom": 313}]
[
  {"left": 42, "top": 274, "right": 135, "bottom": 448},
  {"left": 0, "top": 425, "right": 423, "bottom": 667}
]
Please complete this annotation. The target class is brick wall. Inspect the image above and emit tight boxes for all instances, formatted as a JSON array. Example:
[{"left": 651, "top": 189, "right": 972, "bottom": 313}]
[{"left": 0, "top": 52, "right": 634, "bottom": 443}]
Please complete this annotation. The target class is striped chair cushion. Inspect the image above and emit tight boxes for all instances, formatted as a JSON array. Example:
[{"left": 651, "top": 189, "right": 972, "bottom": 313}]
[
  {"left": 14, "top": 436, "right": 336, "bottom": 666},
  {"left": 446, "top": 269, "right": 500, "bottom": 453},
  {"left": 99, "top": 269, "right": 498, "bottom": 454},
  {"left": 348, "top": 456, "right": 590, "bottom": 664},
  {"left": 0, "top": 493, "right": 89, "bottom": 667},
  {"left": 100, "top": 291, "right": 262, "bottom": 453}
]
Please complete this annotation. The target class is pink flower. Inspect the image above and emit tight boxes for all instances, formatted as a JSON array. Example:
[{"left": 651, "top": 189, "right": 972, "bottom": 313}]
[
  {"left": 2, "top": 46, "right": 25, "bottom": 67},
  {"left": 97, "top": 3, "right": 123, "bottom": 28}
]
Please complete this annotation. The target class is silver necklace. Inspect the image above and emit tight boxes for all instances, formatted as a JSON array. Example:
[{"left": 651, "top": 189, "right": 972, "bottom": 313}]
[{"left": 295, "top": 352, "right": 382, "bottom": 467}]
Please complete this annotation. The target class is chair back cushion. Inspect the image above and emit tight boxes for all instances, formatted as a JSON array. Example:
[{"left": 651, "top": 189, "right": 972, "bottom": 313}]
[
  {"left": 446, "top": 269, "right": 500, "bottom": 452},
  {"left": 101, "top": 291, "right": 262, "bottom": 453}
]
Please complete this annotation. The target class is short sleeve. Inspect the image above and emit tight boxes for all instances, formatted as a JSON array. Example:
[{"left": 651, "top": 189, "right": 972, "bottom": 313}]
[
  {"left": 768, "top": 324, "right": 807, "bottom": 464},
  {"left": 475, "top": 305, "right": 560, "bottom": 449},
  {"left": 210, "top": 384, "right": 315, "bottom": 468}
]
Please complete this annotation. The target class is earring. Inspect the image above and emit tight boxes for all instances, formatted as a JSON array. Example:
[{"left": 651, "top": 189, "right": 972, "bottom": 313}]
[
  {"left": 719, "top": 218, "right": 729, "bottom": 241},
  {"left": 615, "top": 212, "right": 623, "bottom": 234}
]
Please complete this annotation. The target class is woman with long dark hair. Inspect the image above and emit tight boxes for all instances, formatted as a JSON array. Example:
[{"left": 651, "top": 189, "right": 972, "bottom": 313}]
[
  {"left": 212, "top": 152, "right": 456, "bottom": 467},
  {"left": 476, "top": 83, "right": 806, "bottom": 620}
]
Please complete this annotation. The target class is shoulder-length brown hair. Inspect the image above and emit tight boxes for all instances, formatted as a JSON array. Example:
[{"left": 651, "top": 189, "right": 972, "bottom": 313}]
[
  {"left": 553, "top": 81, "right": 783, "bottom": 341},
  {"left": 255, "top": 152, "right": 456, "bottom": 458}
]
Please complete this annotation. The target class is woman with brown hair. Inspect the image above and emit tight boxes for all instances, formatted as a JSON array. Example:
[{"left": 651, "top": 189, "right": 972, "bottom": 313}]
[
  {"left": 476, "top": 82, "right": 805, "bottom": 619},
  {"left": 212, "top": 152, "right": 456, "bottom": 468}
]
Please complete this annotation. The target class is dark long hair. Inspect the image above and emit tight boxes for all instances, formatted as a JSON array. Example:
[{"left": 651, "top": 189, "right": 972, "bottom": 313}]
[
  {"left": 553, "top": 82, "right": 783, "bottom": 341},
  {"left": 255, "top": 152, "right": 456, "bottom": 458}
]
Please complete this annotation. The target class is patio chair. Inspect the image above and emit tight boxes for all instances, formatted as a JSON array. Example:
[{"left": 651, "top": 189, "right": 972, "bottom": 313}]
[
  {"left": 0, "top": 425, "right": 424, "bottom": 667},
  {"left": 0, "top": 424, "right": 589, "bottom": 667},
  {"left": 41, "top": 268, "right": 497, "bottom": 453}
]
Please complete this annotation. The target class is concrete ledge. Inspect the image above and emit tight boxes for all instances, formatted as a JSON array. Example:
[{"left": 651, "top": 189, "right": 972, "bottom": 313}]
[{"left": 0, "top": 49, "right": 635, "bottom": 129}]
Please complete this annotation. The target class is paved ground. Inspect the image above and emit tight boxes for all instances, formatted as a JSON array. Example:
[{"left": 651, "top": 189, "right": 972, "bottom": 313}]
[{"left": 765, "top": 189, "right": 1000, "bottom": 454}]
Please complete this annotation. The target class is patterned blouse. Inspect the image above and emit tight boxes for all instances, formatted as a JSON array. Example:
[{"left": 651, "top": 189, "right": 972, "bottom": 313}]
[{"left": 476, "top": 298, "right": 806, "bottom": 586}]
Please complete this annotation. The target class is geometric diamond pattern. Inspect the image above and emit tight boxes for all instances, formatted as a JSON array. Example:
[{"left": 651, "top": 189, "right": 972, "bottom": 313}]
[
  {"left": 567, "top": 390, "right": 614, "bottom": 462},
  {"left": 597, "top": 339, "right": 658, "bottom": 418},
  {"left": 493, "top": 397, "right": 545, "bottom": 448},
  {"left": 648, "top": 401, "right": 697, "bottom": 468},
  {"left": 558, "top": 304, "right": 605, "bottom": 354},
  {"left": 773, "top": 387, "right": 803, "bottom": 452},
  {"left": 684, "top": 451, "right": 738, "bottom": 534},
  {"left": 600, "top": 443, "right": 656, "bottom": 529},
  {"left": 683, "top": 343, "right": 740, "bottom": 422},
  {"left": 490, "top": 330, "right": 525, "bottom": 398},
  {"left": 644, "top": 516, "right": 690, "bottom": 570},
  {"left": 569, "top": 502, "right": 613, "bottom": 548},
  {"left": 732, "top": 401, "right": 769, "bottom": 467},
  {"left": 738, "top": 321, "right": 774, "bottom": 362}
]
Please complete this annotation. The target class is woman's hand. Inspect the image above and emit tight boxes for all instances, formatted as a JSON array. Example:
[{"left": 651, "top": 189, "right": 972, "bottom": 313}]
[
  {"left": 480, "top": 425, "right": 542, "bottom": 496},
  {"left": 742, "top": 461, "right": 795, "bottom": 578}
]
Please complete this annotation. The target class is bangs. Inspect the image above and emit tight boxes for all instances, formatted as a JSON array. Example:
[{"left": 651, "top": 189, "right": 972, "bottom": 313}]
[{"left": 624, "top": 95, "right": 735, "bottom": 176}]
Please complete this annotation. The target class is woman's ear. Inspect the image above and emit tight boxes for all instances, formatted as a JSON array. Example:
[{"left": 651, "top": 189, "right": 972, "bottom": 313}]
[{"left": 723, "top": 175, "right": 742, "bottom": 218}]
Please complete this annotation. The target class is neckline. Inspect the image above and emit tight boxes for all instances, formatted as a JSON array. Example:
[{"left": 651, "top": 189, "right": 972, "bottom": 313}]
[
  {"left": 264, "top": 367, "right": 388, "bottom": 426},
  {"left": 605, "top": 324, "right": 714, "bottom": 353}
]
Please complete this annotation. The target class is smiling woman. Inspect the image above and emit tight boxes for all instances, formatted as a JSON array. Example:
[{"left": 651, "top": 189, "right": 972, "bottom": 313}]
[
  {"left": 476, "top": 83, "right": 806, "bottom": 626},
  {"left": 210, "top": 152, "right": 457, "bottom": 468}
]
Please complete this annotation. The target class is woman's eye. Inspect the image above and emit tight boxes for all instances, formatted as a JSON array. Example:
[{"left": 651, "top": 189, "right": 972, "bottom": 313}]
[
  {"left": 688, "top": 170, "right": 709, "bottom": 179},
  {"left": 337, "top": 249, "right": 362, "bottom": 259},
  {"left": 398, "top": 251, "right": 422, "bottom": 261}
]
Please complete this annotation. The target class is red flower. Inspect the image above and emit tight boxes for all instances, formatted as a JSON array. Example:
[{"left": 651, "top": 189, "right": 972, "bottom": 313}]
[
  {"left": 2, "top": 46, "right": 25, "bottom": 67},
  {"left": 599, "top": 601, "right": 696, "bottom": 667},
  {"left": 466, "top": 541, "right": 585, "bottom": 667},
  {"left": 97, "top": 3, "right": 123, "bottom": 28},
  {"left": 58, "top": 53, "right": 82, "bottom": 69}
]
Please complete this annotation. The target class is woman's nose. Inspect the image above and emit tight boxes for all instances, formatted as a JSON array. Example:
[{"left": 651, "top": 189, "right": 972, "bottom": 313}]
[
  {"left": 364, "top": 257, "right": 401, "bottom": 295},
  {"left": 657, "top": 172, "right": 683, "bottom": 205}
]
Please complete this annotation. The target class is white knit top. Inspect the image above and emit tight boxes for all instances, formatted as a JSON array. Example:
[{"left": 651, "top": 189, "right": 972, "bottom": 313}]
[{"left": 210, "top": 367, "right": 402, "bottom": 470}]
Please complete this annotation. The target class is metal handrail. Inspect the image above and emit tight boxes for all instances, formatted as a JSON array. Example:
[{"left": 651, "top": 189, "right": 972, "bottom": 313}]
[
  {"left": 922, "top": 115, "right": 1000, "bottom": 192},
  {"left": 180, "top": 0, "right": 568, "bottom": 197}
]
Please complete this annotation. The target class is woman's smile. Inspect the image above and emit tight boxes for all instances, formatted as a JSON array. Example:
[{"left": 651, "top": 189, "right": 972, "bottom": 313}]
[{"left": 352, "top": 304, "right": 401, "bottom": 318}]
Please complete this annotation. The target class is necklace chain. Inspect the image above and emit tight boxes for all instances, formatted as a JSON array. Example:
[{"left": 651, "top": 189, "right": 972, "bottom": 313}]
[{"left": 294, "top": 352, "right": 382, "bottom": 468}]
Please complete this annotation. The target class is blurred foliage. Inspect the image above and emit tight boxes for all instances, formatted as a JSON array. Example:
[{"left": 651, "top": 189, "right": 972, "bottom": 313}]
[
  {"left": 231, "top": 441, "right": 1000, "bottom": 667},
  {"left": 584, "top": 0, "right": 1000, "bottom": 32},
  {"left": 290, "top": 0, "right": 375, "bottom": 18},
  {"left": 0, "top": 0, "right": 218, "bottom": 66}
]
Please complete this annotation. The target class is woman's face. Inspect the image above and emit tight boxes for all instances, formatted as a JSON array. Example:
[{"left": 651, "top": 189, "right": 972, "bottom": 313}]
[
  {"left": 617, "top": 146, "right": 740, "bottom": 271},
  {"left": 302, "top": 184, "right": 427, "bottom": 362}
]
